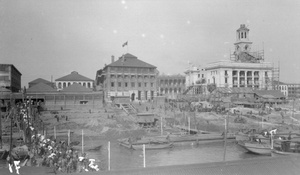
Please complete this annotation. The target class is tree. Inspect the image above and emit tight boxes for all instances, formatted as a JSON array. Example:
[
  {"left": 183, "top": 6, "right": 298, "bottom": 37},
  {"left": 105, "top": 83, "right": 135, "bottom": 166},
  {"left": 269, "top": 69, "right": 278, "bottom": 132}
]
[{"left": 207, "top": 84, "right": 217, "bottom": 94}]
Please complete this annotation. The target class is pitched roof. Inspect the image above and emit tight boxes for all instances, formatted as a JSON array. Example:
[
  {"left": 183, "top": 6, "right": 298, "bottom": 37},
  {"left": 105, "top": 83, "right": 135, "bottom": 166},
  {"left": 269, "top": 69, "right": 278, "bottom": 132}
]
[
  {"left": 29, "top": 78, "right": 52, "bottom": 84},
  {"left": 61, "top": 83, "right": 93, "bottom": 92},
  {"left": 106, "top": 53, "right": 156, "bottom": 68},
  {"left": 214, "top": 87, "right": 254, "bottom": 94},
  {"left": 0, "top": 87, "right": 11, "bottom": 94},
  {"left": 55, "top": 71, "right": 93, "bottom": 81},
  {"left": 27, "top": 83, "right": 56, "bottom": 92},
  {"left": 254, "top": 90, "right": 285, "bottom": 99}
]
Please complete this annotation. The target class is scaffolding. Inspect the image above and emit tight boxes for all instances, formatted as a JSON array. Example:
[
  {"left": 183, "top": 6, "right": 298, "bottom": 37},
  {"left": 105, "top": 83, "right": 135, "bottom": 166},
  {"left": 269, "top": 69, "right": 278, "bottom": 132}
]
[{"left": 271, "top": 63, "right": 280, "bottom": 90}]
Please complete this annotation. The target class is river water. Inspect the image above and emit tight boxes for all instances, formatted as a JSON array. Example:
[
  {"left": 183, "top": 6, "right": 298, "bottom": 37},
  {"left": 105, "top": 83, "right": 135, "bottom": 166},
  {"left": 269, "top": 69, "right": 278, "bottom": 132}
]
[{"left": 0, "top": 140, "right": 269, "bottom": 171}]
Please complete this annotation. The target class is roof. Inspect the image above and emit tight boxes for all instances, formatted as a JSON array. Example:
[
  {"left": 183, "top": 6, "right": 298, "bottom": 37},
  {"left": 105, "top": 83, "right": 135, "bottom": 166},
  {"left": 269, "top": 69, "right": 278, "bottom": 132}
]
[
  {"left": 27, "top": 82, "right": 56, "bottom": 92},
  {"left": 0, "top": 64, "right": 22, "bottom": 76},
  {"left": 214, "top": 87, "right": 254, "bottom": 94},
  {"left": 29, "top": 78, "right": 52, "bottom": 84},
  {"left": 61, "top": 83, "right": 93, "bottom": 92},
  {"left": 55, "top": 71, "right": 93, "bottom": 81},
  {"left": 254, "top": 90, "right": 285, "bottom": 99},
  {"left": 273, "top": 80, "right": 286, "bottom": 85},
  {"left": 236, "top": 24, "right": 249, "bottom": 31},
  {"left": 106, "top": 53, "right": 156, "bottom": 68},
  {"left": 100, "top": 156, "right": 300, "bottom": 175},
  {"left": 0, "top": 87, "right": 11, "bottom": 94}
]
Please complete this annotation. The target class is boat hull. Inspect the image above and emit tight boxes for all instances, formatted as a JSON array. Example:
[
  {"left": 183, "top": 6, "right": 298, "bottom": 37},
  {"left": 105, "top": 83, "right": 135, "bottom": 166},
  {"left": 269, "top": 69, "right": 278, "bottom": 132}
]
[
  {"left": 271, "top": 149, "right": 300, "bottom": 157},
  {"left": 119, "top": 141, "right": 173, "bottom": 150},
  {"left": 237, "top": 141, "right": 271, "bottom": 155}
]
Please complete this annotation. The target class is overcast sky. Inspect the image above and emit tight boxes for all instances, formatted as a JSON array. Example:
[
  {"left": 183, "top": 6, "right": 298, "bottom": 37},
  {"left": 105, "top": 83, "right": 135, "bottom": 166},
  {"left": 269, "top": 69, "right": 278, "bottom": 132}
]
[{"left": 1, "top": 0, "right": 300, "bottom": 87}]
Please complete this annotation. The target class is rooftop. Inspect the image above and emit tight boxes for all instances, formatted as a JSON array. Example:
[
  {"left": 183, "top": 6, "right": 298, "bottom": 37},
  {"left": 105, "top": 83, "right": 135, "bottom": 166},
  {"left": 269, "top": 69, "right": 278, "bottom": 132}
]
[
  {"left": 105, "top": 53, "right": 156, "bottom": 68},
  {"left": 27, "top": 82, "right": 56, "bottom": 93},
  {"left": 55, "top": 71, "right": 93, "bottom": 82},
  {"left": 29, "top": 78, "right": 52, "bottom": 84}
]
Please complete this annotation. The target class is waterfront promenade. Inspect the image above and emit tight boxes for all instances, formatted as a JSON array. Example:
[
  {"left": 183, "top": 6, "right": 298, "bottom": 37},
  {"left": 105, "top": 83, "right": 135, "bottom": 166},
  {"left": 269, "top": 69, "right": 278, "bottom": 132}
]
[{"left": 1, "top": 155, "right": 300, "bottom": 175}]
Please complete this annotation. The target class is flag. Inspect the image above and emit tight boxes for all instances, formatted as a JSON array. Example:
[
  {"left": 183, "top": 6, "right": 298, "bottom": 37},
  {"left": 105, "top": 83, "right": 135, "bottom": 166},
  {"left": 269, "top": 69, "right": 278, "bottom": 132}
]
[{"left": 122, "top": 41, "right": 128, "bottom": 47}]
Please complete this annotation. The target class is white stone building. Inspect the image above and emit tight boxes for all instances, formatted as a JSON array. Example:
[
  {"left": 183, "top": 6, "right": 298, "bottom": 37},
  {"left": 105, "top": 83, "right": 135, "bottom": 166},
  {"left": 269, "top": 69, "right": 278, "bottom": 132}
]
[
  {"left": 184, "top": 24, "right": 274, "bottom": 95},
  {"left": 55, "top": 71, "right": 94, "bottom": 91}
]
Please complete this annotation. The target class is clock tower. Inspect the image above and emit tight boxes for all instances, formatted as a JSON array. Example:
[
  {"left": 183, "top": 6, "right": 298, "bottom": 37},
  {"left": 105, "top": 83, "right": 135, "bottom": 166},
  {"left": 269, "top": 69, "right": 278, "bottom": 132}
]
[{"left": 234, "top": 24, "right": 253, "bottom": 55}]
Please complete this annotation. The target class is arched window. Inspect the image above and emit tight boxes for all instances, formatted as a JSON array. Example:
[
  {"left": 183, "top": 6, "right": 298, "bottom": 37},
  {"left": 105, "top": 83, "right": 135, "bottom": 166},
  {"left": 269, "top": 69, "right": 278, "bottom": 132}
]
[
  {"left": 241, "top": 32, "right": 243, "bottom": 38},
  {"left": 83, "top": 82, "right": 86, "bottom": 87},
  {"left": 58, "top": 82, "right": 62, "bottom": 88},
  {"left": 165, "top": 88, "right": 168, "bottom": 94},
  {"left": 63, "top": 82, "right": 66, "bottom": 88},
  {"left": 88, "top": 83, "right": 91, "bottom": 88},
  {"left": 68, "top": 82, "right": 71, "bottom": 86},
  {"left": 245, "top": 32, "right": 247, "bottom": 38}
]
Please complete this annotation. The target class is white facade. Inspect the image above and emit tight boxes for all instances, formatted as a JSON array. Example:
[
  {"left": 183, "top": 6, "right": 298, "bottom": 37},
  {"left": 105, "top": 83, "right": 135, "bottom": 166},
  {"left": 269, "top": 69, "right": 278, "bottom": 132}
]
[
  {"left": 184, "top": 65, "right": 206, "bottom": 88},
  {"left": 183, "top": 24, "right": 275, "bottom": 94},
  {"left": 56, "top": 81, "right": 93, "bottom": 91},
  {"left": 205, "top": 60, "right": 273, "bottom": 89},
  {"left": 276, "top": 84, "right": 288, "bottom": 97}
]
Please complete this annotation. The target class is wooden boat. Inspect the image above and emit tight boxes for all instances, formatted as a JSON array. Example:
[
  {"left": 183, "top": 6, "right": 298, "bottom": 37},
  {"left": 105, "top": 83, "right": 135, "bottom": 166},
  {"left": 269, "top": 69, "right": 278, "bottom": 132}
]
[
  {"left": 271, "top": 139, "right": 300, "bottom": 157},
  {"left": 237, "top": 140, "right": 271, "bottom": 155},
  {"left": 118, "top": 139, "right": 173, "bottom": 150},
  {"left": 271, "top": 149, "right": 300, "bottom": 157}
]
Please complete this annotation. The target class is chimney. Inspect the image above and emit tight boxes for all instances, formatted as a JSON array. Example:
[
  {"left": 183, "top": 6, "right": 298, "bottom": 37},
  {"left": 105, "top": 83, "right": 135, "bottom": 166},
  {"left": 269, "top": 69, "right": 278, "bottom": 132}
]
[{"left": 111, "top": 55, "right": 115, "bottom": 63}]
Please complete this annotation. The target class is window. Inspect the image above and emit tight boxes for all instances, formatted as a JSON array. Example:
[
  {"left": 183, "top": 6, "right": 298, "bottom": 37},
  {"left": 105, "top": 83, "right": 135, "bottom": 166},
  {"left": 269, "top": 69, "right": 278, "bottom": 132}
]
[
  {"left": 225, "top": 78, "right": 228, "bottom": 84},
  {"left": 138, "top": 82, "right": 141, "bottom": 87},
  {"left": 131, "top": 82, "right": 135, "bottom": 87},
  {"left": 202, "top": 74, "right": 204, "bottom": 78},
  {"left": 125, "top": 82, "right": 128, "bottom": 87},
  {"left": 198, "top": 74, "right": 200, "bottom": 78},
  {"left": 241, "top": 32, "right": 243, "bottom": 38},
  {"left": 245, "top": 32, "right": 247, "bottom": 38},
  {"left": 225, "top": 70, "right": 228, "bottom": 76},
  {"left": 111, "top": 82, "right": 114, "bottom": 87},
  {"left": 151, "top": 83, "right": 154, "bottom": 87},
  {"left": 118, "top": 82, "right": 121, "bottom": 87},
  {"left": 144, "top": 83, "right": 147, "bottom": 87}
]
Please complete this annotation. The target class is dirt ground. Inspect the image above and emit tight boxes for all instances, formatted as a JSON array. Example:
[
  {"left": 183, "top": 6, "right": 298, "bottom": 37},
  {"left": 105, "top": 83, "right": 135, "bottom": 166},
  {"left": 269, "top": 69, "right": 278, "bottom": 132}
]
[{"left": 40, "top": 101, "right": 300, "bottom": 148}]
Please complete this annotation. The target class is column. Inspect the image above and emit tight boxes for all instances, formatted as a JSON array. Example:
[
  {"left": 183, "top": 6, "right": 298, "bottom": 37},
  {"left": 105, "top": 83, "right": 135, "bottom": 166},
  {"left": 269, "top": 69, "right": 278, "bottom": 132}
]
[{"left": 237, "top": 70, "right": 240, "bottom": 87}]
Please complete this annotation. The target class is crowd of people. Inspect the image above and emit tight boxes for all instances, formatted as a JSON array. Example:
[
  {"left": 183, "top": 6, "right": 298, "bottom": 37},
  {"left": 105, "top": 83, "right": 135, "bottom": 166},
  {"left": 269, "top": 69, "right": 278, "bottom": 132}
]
[{"left": 5, "top": 100, "right": 100, "bottom": 174}]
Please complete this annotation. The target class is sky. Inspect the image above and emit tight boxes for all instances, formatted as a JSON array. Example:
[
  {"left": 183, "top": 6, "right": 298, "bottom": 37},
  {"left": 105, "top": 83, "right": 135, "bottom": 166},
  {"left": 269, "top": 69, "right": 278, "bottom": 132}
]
[{"left": 1, "top": 0, "right": 300, "bottom": 87}]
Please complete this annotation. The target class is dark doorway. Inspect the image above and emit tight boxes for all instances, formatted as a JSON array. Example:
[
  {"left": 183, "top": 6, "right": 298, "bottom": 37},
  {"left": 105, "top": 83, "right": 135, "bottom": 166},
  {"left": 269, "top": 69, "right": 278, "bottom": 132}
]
[
  {"left": 131, "top": 93, "right": 135, "bottom": 101},
  {"left": 138, "top": 91, "right": 141, "bottom": 100}
]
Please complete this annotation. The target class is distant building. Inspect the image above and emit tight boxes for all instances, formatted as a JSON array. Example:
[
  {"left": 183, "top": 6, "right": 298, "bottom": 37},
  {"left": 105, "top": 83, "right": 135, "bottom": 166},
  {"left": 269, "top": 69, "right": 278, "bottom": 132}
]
[
  {"left": 28, "top": 78, "right": 55, "bottom": 89},
  {"left": 184, "top": 24, "right": 275, "bottom": 95},
  {"left": 55, "top": 71, "right": 94, "bottom": 91},
  {"left": 0, "top": 64, "right": 22, "bottom": 92},
  {"left": 286, "top": 83, "right": 300, "bottom": 98},
  {"left": 274, "top": 81, "right": 288, "bottom": 97},
  {"left": 157, "top": 74, "right": 185, "bottom": 99},
  {"left": 97, "top": 53, "right": 157, "bottom": 102}
]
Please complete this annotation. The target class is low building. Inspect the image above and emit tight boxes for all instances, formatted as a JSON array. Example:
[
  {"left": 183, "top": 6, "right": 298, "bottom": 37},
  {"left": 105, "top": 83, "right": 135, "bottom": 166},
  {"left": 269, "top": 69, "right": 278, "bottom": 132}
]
[
  {"left": 28, "top": 78, "right": 55, "bottom": 89},
  {"left": 55, "top": 71, "right": 94, "bottom": 91},
  {"left": 0, "top": 64, "right": 22, "bottom": 92},
  {"left": 157, "top": 74, "right": 186, "bottom": 99},
  {"left": 97, "top": 53, "right": 158, "bottom": 102}
]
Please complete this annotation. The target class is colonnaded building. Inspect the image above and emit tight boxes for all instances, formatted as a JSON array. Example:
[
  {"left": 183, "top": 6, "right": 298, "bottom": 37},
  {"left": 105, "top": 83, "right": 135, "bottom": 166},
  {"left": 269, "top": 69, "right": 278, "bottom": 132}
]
[
  {"left": 96, "top": 53, "right": 157, "bottom": 102},
  {"left": 185, "top": 24, "right": 278, "bottom": 95},
  {"left": 157, "top": 74, "right": 186, "bottom": 99}
]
